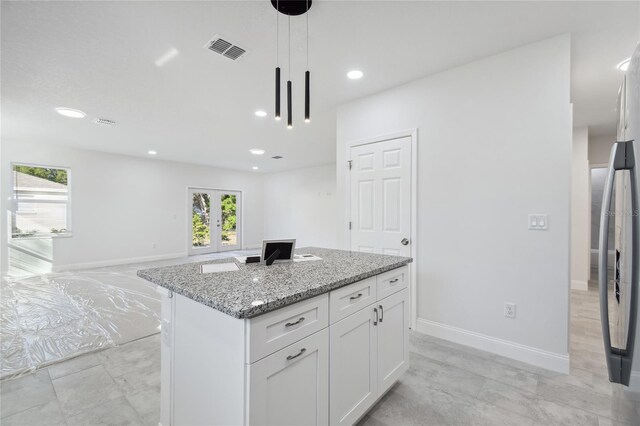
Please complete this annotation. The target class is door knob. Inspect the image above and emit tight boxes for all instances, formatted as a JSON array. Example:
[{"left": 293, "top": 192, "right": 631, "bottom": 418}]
[{"left": 401, "top": 238, "right": 409, "bottom": 246}]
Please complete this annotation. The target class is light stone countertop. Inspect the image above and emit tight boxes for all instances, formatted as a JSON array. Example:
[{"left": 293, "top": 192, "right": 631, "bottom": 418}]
[{"left": 137, "top": 247, "right": 412, "bottom": 319}]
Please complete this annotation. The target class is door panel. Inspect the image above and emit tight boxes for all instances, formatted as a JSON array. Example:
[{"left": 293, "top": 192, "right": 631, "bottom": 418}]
[
  {"left": 349, "top": 137, "right": 411, "bottom": 257},
  {"left": 330, "top": 305, "right": 377, "bottom": 426},
  {"left": 248, "top": 329, "right": 328, "bottom": 426},
  {"left": 217, "top": 191, "right": 242, "bottom": 252},
  {"left": 189, "top": 190, "right": 213, "bottom": 255},
  {"left": 377, "top": 289, "right": 409, "bottom": 395}
]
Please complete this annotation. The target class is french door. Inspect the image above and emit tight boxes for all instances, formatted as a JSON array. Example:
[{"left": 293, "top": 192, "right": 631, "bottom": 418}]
[{"left": 188, "top": 188, "right": 242, "bottom": 255}]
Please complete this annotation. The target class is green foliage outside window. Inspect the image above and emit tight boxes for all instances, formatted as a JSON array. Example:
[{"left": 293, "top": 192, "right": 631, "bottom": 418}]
[
  {"left": 221, "top": 194, "right": 236, "bottom": 241},
  {"left": 191, "top": 193, "right": 237, "bottom": 245},
  {"left": 14, "top": 165, "right": 68, "bottom": 185}
]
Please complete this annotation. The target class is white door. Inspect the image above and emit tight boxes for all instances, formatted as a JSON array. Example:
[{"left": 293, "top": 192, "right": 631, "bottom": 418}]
[
  {"left": 377, "top": 289, "right": 410, "bottom": 395},
  {"left": 248, "top": 329, "right": 329, "bottom": 426},
  {"left": 188, "top": 188, "right": 242, "bottom": 255},
  {"left": 349, "top": 137, "right": 411, "bottom": 256},
  {"left": 329, "top": 305, "right": 378, "bottom": 426}
]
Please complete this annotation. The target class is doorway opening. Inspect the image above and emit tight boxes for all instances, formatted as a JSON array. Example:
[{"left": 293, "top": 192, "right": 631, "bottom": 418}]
[{"left": 188, "top": 188, "right": 242, "bottom": 255}]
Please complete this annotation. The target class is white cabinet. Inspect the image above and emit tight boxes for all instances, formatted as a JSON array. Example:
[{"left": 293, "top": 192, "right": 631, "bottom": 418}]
[
  {"left": 376, "top": 289, "right": 410, "bottom": 395},
  {"left": 248, "top": 329, "right": 329, "bottom": 426},
  {"left": 159, "top": 265, "right": 409, "bottom": 426},
  {"left": 329, "top": 288, "right": 409, "bottom": 426},
  {"left": 329, "top": 305, "right": 378, "bottom": 425}
]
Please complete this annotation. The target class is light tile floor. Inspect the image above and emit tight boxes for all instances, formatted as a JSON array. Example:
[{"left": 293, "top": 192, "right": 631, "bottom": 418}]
[{"left": 2, "top": 268, "right": 640, "bottom": 425}]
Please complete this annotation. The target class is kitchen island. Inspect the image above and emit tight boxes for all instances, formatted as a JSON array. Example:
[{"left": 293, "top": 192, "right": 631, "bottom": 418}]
[{"left": 138, "top": 247, "right": 412, "bottom": 426}]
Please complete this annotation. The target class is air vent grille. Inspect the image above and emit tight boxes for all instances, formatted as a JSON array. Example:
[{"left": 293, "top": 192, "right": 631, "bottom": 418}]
[
  {"left": 93, "top": 118, "right": 116, "bottom": 126},
  {"left": 223, "top": 46, "right": 246, "bottom": 60},
  {"left": 204, "top": 35, "right": 248, "bottom": 61},
  {"left": 272, "top": 155, "right": 284, "bottom": 160}
]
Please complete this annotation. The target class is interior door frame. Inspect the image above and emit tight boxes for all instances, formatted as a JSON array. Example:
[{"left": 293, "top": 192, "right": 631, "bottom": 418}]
[
  {"left": 187, "top": 187, "right": 243, "bottom": 255},
  {"left": 345, "top": 129, "right": 418, "bottom": 329}
]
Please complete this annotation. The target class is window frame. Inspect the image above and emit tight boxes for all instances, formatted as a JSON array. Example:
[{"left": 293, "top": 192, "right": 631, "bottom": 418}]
[{"left": 11, "top": 162, "right": 73, "bottom": 239}]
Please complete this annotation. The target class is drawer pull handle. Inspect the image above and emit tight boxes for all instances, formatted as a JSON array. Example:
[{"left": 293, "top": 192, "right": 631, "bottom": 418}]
[
  {"left": 350, "top": 293, "right": 363, "bottom": 301},
  {"left": 374, "top": 307, "right": 379, "bottom": 326},
  {"left": 286, "top": 348, "right": 306, "bottom": 361},
  {"left": 389, "top": 278, "right": 399, "bottom": 285},
  {"left": 379, "top": 305, "right": 384, "bottom": 323},
  {"left": 285, "top": 317, "right": 305, "bottom": 327}
]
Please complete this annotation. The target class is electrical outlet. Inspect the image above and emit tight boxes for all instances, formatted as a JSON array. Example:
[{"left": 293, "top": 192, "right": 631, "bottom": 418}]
[{"left": 504, "top": 303, "right": 516, "bottom": 319}]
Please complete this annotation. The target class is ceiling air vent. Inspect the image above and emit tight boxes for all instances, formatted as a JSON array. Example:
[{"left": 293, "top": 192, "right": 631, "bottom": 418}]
[
  {"left": 272, "top": 155, "right": 284, "bottom": 160},
  {"left": 93, "top": 118, "right": 116, "bottom": 127},
  {"left": 204, "top": 35, "right": 248, "bottom": 61}
]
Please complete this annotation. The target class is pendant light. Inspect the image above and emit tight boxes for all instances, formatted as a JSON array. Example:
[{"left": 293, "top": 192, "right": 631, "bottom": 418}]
[
  {"left": 287, "top": 15, "right": 292, "bottom": 129},
  {"left": 304, "top": 0, "right": 310, "bottom": 123},
  {"left": 274, "top": 1, "right": 281, "bottom": 120},
  {"left": 271, "top": 0, "right": 312, "bottom": 128}
]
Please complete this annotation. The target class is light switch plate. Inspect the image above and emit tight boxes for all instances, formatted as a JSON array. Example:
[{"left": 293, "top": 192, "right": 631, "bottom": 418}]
[{"left": 528, "top": 214, "right": 548, "bottom": 230}]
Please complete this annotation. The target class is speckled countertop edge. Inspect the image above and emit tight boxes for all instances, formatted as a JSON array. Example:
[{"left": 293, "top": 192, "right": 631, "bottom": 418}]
[{"left": 137, "top": 247, "right": 412, "bottom": 319}]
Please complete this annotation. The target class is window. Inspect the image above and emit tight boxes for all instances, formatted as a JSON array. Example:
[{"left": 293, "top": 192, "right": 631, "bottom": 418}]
[{"left": 12, "top": 164, "right": 71, "bottom": 238}]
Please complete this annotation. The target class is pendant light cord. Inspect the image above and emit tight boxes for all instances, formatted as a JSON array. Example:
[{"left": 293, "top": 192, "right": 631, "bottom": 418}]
[
  {"left": 288, "top": 15, "right": 291, "bottom": 79},
  {"left": 306, "top": 0, "right": 309, "bottom": 69},
  {"left": 276, "top": 0, "right": 279, "bottom": 66}
]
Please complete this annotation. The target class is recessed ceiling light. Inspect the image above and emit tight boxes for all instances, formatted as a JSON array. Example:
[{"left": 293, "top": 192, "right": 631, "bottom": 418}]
[
  {"left": 148, "top": 150, "right": 157, "bottom": 155},
  {"left": 55, "top": 107, "right": 86, "bottom": 118},
  {"left": 618, "top": 58, "right": 631, "bottom": 72},
  {"left": 252, "top": 166, "right": 259, "bottom": 170},
  {"left": 249, "top": 148, "right": 265, "bottom": 155},
  {"left": 347, "top": 70, "right": 363, "bottom": 80},
  {"left": 255, "top": 110, "right": 267, "bottom": 117}
]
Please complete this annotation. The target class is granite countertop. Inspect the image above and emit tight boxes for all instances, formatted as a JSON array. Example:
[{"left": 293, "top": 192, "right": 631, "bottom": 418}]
[{"left": 137, "top": 247, "right": 412, "bottom": 319}]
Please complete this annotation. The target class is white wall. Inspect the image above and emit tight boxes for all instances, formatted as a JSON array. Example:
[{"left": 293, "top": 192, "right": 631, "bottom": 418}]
[
  {"left": 571, "top": 127, "right": 590, "bottom": 290},
  {"left": 589, "top": 134, "right": 616, "bottom": 165},
  {"left": 337, "top": 35, "right": 572, "bottom": 372},
  {"left": 1, "top": 140, "right": 265, "bottom": 273},
  {"left": 262, "top": 164, "right": 338, "bottom": 249}
]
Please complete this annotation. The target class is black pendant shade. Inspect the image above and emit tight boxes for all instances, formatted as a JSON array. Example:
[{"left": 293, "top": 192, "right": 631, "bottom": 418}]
[
  {"left": 275, "top": 67, "right": 281, "bottom": 120},
  {"left": 287, "top": 80, "right": 292, "bottom": 128},
  {"left": 305, "top": 71, "right": 310, "bottom": 122}
]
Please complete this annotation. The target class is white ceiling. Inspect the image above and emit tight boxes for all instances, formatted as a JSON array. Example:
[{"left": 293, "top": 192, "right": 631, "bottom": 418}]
[{"left": 2, "top": 1, "right": 638, "bottom": 172}]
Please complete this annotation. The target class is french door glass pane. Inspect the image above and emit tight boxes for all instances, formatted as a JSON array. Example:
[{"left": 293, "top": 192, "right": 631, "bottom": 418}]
[
  {"left": 220, "top": 193, "right": 237, "bottom": 247},
  {"left": 192, "top": 193, "right": 211, "bottom": 248}
]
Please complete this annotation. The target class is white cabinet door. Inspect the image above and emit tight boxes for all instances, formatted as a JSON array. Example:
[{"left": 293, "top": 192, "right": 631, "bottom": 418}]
[
  {"left": 248, "top": 329, "right": 329, "bottom": 426},
  {"left": 377, "top": 289, "right": 409, "bottom": 395},
  {"left": 330, "top": 305, "right": 378, "bottom": 426}
]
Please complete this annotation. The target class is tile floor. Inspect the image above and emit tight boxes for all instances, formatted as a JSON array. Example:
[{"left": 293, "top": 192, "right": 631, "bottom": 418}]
[{"left": 2, "top": 264, "right": 640, "bottom": 425}]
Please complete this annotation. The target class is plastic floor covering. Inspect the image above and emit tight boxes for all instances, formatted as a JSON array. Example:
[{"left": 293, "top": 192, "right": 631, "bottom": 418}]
[{"left": 0, "top": 249, "right": 257, "bottom": 380}]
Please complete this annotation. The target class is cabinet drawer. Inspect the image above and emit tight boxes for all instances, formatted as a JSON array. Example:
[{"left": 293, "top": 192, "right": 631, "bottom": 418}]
[
  {"left": 329, "top": 277, "right": 377, "bottom": 324},
  {"left": 376, "top": 266, "right": 408, "bottom": 300},
  {"left": 247, "top": 294, "right": 329, "bottom": 363}
]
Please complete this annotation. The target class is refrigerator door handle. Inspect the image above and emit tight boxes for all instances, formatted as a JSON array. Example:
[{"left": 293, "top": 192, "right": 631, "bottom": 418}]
[{"left": 599, "top": 140, "right": 638, "bottom": 386}]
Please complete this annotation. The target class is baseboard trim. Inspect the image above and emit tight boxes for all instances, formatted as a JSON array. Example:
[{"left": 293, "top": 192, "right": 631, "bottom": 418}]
[
  {"left": 571, "top": 280, "right": 588, "bottom": 291},
  {"left": 628, "top": 371, "right": 640, "bottom": 393},
  {"left": 415, "top": 318, "right": 569, "bottom": 374},
  {"left": 53, "top": 252, "right": 186, "bottom": 272}
]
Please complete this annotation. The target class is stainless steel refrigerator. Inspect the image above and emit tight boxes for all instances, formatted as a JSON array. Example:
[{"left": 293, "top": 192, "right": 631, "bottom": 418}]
[{"left": 599, "top": 43, "right": 639, "bottom": 389}]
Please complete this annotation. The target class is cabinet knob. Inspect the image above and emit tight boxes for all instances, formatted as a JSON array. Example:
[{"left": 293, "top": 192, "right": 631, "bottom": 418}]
[{"left": 401, "top": 238, "right": 409, "bottom": 246}]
